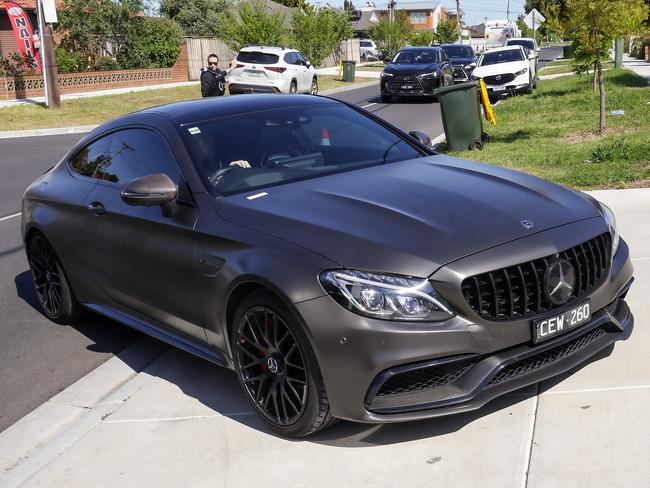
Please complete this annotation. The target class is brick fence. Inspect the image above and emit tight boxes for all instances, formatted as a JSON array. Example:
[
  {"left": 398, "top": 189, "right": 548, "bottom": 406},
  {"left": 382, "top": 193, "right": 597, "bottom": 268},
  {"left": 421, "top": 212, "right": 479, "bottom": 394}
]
[{"left": 0, "top": 41, "right": 190, "bottom": 100}]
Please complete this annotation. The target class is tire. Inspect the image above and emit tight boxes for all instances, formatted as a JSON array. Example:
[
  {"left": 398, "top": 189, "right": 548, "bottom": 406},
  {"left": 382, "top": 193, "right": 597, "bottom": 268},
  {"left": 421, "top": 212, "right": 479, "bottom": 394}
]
[
  {"left": 26, "top": 232, "right": 80, "bottom": 324},
  {"left": 481, "top": 132, "right": 490, "bottom": 143},
  {"left": 469, "top": 139, "right": 484, "bottom": 150},
  {"left": 230, "top": 290, "right": 334, "bottom": 437},
  {"left": 289, "top": 80, "right": 297, "bottom": 94},
  {"left": 381, "top": 95, "right": 392, "bottom": 103},
  {"left": 310, "top": 77, "right": 318, "bottom": 95}
]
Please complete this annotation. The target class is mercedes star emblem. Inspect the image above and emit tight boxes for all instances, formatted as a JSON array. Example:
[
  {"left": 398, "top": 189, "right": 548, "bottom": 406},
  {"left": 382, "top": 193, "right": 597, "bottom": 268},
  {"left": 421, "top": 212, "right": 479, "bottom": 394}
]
[{"left": 544, "top": 258, "right": 576, "bottom": 305}]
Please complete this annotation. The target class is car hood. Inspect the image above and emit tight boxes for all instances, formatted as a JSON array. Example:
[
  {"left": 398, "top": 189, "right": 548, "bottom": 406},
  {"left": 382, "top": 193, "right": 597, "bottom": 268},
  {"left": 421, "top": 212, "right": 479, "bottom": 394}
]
[
  {"left": 473, "top": 60, "right": 529, "bottom": 77},
  {"left": 384, "top": 63, "right": 441, "bottom": 74},
  {"left": 216, "top": 155, "right": 600, "bottom": 277},
  {"left": 449, "top": 57, "right": 475, "bottom": 66}
]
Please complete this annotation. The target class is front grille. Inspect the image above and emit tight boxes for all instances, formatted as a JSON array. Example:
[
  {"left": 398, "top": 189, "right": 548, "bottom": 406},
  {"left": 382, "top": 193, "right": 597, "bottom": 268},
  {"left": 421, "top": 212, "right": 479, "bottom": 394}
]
[
  {"left": 484, "top": 73, "right": 516, "bottom": 85},
  {"left": 376, "top": 357, "right": 477, "bottom": 397},
  {"left": 488, "top": 326, "right": 608, "bottom": 386},
  {"left": 453, "top": 67, "right": 468, "bottom": 78},
  {"left": 462, "top": 233, "right": 611, "bottom": 321},
  {"left": 391, "top": 75, "right": 423, "bottom": 92}
]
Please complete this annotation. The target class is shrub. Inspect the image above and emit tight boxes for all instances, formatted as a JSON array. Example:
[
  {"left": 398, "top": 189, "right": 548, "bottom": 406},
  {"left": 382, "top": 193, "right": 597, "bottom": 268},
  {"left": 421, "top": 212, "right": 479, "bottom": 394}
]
[
  {"left": 118, "top": 17, "right": 183, "bottom": 69},
  {"left": 55, "top": 48, "right": 89, "bottom": 73},
  {"left": 219, "top": 0, "right": 288, "bottom": 52},
  {"left": 291, "top": 7, "right": 353, "bottom": 66},
  {"left": 409, "top": 30, "right": 436, "bottom": 47}
]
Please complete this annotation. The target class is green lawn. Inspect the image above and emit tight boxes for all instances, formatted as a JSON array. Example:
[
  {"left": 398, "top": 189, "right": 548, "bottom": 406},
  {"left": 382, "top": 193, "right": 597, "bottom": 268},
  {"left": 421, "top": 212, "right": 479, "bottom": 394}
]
[
  {"left": 453, "top": 69, "right": 650, "bottom": 189},
  {"left": 0, "top": 75, "right": 369, "bottom": 131}
]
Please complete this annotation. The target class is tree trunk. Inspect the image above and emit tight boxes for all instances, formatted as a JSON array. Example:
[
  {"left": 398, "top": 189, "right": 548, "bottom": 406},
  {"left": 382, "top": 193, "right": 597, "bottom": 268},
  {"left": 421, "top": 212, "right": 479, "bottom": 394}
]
[
  {"left": 592, "top": 61, "right": 597, "bottom": 93},
  {"left": 597, "top": 59, "right": 605, "bottom": 134}
]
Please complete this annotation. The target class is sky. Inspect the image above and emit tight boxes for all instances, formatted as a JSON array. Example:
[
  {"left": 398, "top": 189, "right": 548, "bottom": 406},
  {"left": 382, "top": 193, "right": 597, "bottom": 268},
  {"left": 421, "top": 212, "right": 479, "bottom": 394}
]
[{"left": 328, "top": 0, "right": 529, "bottom": 27}]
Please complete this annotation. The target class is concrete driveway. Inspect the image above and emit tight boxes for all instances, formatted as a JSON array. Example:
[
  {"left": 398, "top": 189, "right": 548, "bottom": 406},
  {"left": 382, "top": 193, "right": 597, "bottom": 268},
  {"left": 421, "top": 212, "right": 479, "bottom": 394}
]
[{"left": 1, "top": 188, "right": 648, "bottom": 488}]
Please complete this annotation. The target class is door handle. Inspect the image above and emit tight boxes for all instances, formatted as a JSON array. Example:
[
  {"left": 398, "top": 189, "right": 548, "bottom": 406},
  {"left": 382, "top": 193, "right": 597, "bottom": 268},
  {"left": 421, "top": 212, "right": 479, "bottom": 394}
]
[{"left": 87, "top": 201, "right": 106, "bottom": 216}]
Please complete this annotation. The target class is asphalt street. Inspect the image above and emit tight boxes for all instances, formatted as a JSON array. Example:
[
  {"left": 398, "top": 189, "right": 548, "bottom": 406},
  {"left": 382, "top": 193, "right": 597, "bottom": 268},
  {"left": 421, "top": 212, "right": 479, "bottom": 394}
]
[{"left": 0, "top": 45, "right": 562, "bottom": 432}]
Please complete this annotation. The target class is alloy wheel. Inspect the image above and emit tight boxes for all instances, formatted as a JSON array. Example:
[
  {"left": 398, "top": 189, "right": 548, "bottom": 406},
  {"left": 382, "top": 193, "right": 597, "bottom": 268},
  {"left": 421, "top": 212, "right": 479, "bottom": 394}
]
[
  {"left": 234, "top": 306, "right": 308, "bottom": 426},
  {"left": 310, "top": 78, "right": 318, "bottom": 95},
  {"left": 28, "top": 235, "right": 63, "bottom": 318}
]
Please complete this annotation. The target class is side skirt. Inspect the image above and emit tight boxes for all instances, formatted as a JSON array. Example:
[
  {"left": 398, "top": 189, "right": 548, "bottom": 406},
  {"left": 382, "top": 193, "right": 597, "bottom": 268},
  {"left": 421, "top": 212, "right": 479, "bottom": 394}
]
[{"left": 83, "top": 303, "right": 231, "bottom": 368}]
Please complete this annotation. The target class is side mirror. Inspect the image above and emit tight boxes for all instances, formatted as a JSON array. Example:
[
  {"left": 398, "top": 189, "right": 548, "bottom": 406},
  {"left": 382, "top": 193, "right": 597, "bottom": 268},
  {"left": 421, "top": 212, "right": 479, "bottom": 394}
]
[
  {"left": 305, "top": 61, "right": 311, "bottom": 68},
  {"left": 409, "top": 130, "right": 432, "bottom": 147},
  {"left": 121, "top": 173, "right": 177, "bottom": 207}
]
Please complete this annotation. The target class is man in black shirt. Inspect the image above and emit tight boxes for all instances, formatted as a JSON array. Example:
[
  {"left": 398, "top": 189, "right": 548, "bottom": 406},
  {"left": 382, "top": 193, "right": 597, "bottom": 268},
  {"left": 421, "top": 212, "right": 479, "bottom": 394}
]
[{"left": 201, "top": 54, "right": 237, "bottom": 97}]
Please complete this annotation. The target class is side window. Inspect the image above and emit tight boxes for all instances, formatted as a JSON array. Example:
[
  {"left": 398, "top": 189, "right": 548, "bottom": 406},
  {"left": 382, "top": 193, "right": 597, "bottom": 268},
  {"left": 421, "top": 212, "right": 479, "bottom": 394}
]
[
  {"left": 69, "top": 135, "right": 112, "bottom": 178},
  {"left": 94, "top": 129, "right": 181, "bottom": 185},
  {"left": 295, "top": 53, "right": 306, "bottom": 65},
  {"left": 283, "top": 52, "right": 295, "bottom": 64}
]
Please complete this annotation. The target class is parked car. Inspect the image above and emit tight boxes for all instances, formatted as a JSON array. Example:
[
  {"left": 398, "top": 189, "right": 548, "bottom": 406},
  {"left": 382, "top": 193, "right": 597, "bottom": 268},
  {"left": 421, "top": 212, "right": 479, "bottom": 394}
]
[
  {"left": 22, "top": 94, "right": 634, "bottom": 438},
  {"left": 227, "top": 46, "right": 318, "bottom": 95},
  {"left": 360, "top": 39, "right": 380, "bottom": 61},
  {"left": 504, "top": 37, "right": 540, "bottom": 57},
  {"left": 440, "top": 43, "right": 477, "bottom": 81},
  {"left": 380, "top": 46, "right": 454, "bottom": 102},
  {"left": 471, "top": 45, "right": 537, "bottom": 98}
]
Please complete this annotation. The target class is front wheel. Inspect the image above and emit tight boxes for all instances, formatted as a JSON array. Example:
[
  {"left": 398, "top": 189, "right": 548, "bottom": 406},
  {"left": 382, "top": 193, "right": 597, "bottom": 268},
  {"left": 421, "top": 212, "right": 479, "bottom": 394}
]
[{"left": 231, "top": 290, "right": 334, "bottom": 437}]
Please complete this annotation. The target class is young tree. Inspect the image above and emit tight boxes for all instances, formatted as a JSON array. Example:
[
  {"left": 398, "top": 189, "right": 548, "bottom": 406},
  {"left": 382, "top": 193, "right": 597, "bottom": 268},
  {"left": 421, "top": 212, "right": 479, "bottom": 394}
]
[
  {"left": 118, "top": 17, "right": 183, "bottom": 69},
  {"left": 219, "top": 0, "right": 288, "bottom": 52},
  {"left": 435, "top": 18, "right": 460, "bottom": 44},
  {"left": 369, "top": 13, "right": 413, "bottom": 61},
  {"left": 409, "top": 30, "right": 436, "bottom": 46},
  {"left": 566, "top": 0, "right": 648, "bottom": 133},
  {"left": 160, "top": 0, "right": 230, "bottom": 37},
  {"left": 291, "top": 7, "right": 354, "bottom": 66}
]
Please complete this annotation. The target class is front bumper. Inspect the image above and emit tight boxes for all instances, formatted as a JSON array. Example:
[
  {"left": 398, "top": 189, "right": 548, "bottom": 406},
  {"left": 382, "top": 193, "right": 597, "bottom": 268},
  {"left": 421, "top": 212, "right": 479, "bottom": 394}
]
[
  {"left": 381, "top": 76, "right": 443, "bottom": 97},
  {"left": 294, "top": 220, "right": 634, "bottom": 423}
]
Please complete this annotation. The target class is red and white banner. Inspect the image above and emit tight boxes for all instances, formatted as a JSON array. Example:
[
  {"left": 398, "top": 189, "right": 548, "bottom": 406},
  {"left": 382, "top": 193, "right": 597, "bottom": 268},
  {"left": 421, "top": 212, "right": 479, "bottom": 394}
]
[{"left": 3, "top": 1, "right": 42, "bottom": 73}]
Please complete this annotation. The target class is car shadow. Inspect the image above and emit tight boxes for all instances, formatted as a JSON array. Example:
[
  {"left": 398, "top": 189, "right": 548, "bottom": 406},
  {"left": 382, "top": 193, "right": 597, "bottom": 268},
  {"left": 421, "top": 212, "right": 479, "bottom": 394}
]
[
  {"left": 129, "top": 331, "right": 617, "bottom": 447},
  {"left": 14, "top": 270, "right": 143, "bottom": 355},
  {"left": 367, "top": 96, "right": 438, "bottom": 105}
]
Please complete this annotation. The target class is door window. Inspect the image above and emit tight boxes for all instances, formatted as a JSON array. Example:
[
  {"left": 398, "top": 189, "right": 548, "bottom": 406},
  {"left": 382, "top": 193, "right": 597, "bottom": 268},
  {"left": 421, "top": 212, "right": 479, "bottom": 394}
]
[{"left": 70, "top": 129, "right": 181, "bottom": 184}]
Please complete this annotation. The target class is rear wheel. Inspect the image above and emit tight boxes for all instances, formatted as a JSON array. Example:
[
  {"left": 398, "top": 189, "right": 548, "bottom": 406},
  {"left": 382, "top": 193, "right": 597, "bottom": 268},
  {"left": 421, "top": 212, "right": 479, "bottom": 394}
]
[
  {"left": 469, "top": 139, "right": 484, "bottom": 150},
  {"left": 289, "top": 80, "right": 297, "bottom": 94},
  {"left": 27, "top": 233, "right": 79, "bottom": 324},
  {"left": 231, "top": 290, "right": 334, "bottom": 437},
  {"left": 310, "top": 77, "right": 318, "bottom": 95}
]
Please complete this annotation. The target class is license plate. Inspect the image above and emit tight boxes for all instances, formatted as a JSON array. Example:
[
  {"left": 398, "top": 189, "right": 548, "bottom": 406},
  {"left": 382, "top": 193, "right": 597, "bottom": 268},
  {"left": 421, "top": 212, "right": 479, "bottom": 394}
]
[
  {"left": 493, "top": 85, "right": 506, "bottom": 91},
  {"left": 401, "top": 85, "right": 414, "bottom": 89},
  {"left": 533, "top": 301, "right": 591, "bottom": 344},
  {"left": 247, "top": 71, "right": 261, "bottom": 77}
]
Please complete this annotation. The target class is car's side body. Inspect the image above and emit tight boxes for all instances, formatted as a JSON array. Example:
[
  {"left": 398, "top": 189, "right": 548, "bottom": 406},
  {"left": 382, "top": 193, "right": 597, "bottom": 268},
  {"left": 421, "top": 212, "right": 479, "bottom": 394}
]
[
  {"left": 440, "top": 44, "right": 477, "bottom": 81},
  {"left": 22, "top": 95, "right": 634, "bottom": 431},
  {"left": 227, "top": 46, "right": 317, "bottom": 95}
]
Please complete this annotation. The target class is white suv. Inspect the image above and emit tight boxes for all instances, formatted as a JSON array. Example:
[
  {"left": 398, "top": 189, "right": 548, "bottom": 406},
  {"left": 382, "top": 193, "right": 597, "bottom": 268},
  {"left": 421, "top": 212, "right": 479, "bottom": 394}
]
[
  {"left": 228, "top": 46, "right": 318, "bottom": 95},
  {"left": 471, "top": 45, "right": 537, "bottom": 98}
]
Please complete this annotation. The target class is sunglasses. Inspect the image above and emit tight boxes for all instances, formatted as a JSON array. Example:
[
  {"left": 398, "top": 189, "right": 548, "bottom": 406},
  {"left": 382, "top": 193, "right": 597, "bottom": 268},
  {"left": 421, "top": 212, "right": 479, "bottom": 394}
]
[{"left": 208, "top": 61, "right": 219, "bottom": 66}]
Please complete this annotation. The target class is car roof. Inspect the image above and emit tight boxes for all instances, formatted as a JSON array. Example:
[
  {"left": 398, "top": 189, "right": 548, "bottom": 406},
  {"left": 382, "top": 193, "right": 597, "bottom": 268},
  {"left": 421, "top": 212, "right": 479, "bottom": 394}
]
[
  {"left": 506, "top": 38, "right": 536, "bottom": 42},
  {"left": 440, "top": 43, "right": 473, "bottom": 48},
  {"left": 239, "top": 46, "right": 296, "bottom": 53},
  {"left": 400, "top": 46, "right": 441, "bottom": 51},
  {"left": 130, "top": 94, "right": 338, "bottom": 126}
]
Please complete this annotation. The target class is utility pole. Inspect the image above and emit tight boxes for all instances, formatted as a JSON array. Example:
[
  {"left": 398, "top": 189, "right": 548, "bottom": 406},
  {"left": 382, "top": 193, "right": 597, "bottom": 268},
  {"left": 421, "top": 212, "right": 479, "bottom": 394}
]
[
  {"left": 506, "top": 0, "right": 510, "bottom": 21},
  {"left": 456, "top": 0, "right": 462, "bottom": 43},
  {"left": 36, "top": 0, "right": 60, "bottom": 109}
]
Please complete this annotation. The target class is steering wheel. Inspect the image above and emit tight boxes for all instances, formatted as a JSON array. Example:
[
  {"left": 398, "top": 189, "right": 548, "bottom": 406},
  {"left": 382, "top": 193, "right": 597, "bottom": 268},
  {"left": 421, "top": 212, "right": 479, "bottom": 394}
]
[
  {"left": 260, "top": 144, "right": 302, "bottom": 168},
  {"left": 208, "top": 165, "right": 239, "bottom": 186}
]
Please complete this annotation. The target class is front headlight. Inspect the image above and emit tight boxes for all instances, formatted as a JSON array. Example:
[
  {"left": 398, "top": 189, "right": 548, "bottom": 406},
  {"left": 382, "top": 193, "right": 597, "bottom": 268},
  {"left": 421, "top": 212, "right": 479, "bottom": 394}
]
[
  {"left": 380, "top": 72, "right": 393, "bottom": 78},
  {"left": 599, "top": 202, "right": 620, "bottom": 256},
  {"left": 514, "top": 67, "right": 528, "bottom": 76},
  {"left": 470, "top": 74, "right": 480, "bottom": 80},
  {"left": 419, "top": 71, "right": 440, "bottom": 79},
  {"left": 319, "top": 270, "right": 454, "bottom": 321}
]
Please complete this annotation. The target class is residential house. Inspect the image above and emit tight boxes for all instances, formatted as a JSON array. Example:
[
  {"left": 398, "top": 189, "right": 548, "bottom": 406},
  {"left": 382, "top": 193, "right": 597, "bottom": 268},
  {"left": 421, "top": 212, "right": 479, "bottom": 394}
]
[{"left": 376, "top": 1, "right": 446, "bottom": 32}]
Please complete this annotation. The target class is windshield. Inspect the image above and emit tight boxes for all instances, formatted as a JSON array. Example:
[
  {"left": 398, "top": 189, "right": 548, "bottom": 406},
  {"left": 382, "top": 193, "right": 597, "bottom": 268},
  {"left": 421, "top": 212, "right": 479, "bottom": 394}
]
[
  {"left": 181, "top": 104, "right": 424, "bottom": 195},
  {"left": 392, "top": 49, "right": 438, "bottom": 64},
  {"left": 507, "top": 40, "right": 535, "bottom": 52},
  {"left": 441, "top": 46, "right": 474, "bottom": 59},
  {"left": 479, "top": 49, "right": 524, "bottom": 66}
]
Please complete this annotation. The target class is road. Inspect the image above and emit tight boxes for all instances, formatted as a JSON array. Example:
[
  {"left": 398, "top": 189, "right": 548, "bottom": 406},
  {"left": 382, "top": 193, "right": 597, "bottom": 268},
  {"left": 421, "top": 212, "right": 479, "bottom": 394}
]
[{"left": 0, "top": 46, "right": 561, "bottom": 432}]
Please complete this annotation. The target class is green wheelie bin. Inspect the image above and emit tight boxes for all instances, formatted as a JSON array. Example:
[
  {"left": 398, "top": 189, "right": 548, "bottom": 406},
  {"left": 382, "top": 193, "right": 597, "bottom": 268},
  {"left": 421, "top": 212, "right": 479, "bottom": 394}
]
[
  {"left": 342, "top": 60, "right": 356, "bottom": 82},
  {"left": 433, "top": 81, "right": 485, "bottom": 151}
]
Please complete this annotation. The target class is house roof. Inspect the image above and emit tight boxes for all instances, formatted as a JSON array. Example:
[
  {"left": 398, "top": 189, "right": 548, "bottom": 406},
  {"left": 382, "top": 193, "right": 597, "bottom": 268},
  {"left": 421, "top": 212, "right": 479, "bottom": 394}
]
[
  {"left": 353, "top": 10, "right": 377, "bottom": 31},
  {"left": 376, "top": 1, "right": 440, "bottom": 11}
]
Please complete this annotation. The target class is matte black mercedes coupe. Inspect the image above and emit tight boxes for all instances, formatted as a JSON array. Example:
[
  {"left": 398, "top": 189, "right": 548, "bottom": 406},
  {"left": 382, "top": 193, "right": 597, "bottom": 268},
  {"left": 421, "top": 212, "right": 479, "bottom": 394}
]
[{"left": 22, "top": 94, "right": 634, "bottom": 437}]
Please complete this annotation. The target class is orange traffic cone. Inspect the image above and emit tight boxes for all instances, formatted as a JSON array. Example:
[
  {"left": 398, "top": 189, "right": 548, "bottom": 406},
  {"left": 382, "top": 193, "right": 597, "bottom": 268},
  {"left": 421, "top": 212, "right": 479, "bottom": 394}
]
[{"left": 320, "top": 128, "right": 331, "bottom": 146}]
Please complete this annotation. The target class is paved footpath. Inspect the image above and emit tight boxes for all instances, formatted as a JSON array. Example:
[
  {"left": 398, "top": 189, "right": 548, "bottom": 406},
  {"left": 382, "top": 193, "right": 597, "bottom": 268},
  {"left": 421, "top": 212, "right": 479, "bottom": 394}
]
[{"left": 1, "top": 188, "right": 649, "bottom": 488}]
